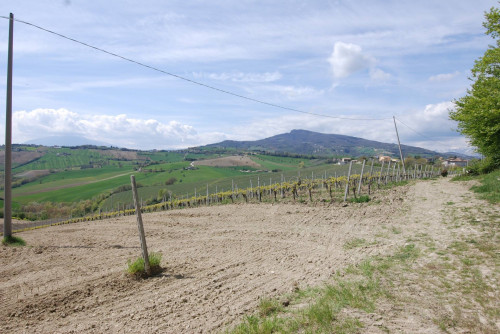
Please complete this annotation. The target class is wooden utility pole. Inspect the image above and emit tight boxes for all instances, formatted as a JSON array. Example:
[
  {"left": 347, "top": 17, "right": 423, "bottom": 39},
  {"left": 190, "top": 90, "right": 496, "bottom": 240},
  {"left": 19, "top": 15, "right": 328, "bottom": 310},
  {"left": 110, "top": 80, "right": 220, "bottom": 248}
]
[
  {"left": 131, "top": 175, "right": 151, "bottom": 275},
  {"left": 4, "top": 13, "right": 14, "bottom": 238},
  {"left": 393, "top": 116, "right": 406, "bottom": 176}
]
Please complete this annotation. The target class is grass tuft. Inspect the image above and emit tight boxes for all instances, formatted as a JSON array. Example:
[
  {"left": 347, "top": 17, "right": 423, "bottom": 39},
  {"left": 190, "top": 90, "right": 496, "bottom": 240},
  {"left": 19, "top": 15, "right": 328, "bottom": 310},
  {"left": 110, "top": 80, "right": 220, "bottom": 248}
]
[
  {"left": 127, "top": 252, "right": 162, "bottom": 278},
  {"left": 350, "top": 195, "right": 370, "bottom": 203},
  {"left": 2, "top": 235, "right": 26, "bottom": 246}
]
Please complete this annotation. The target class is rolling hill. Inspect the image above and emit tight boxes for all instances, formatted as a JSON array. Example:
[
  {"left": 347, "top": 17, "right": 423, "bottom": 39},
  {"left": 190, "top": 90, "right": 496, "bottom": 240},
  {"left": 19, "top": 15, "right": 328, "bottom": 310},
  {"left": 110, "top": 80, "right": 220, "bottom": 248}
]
[{"left": 198, "top": 129, "right": 441, "bottom": 158}]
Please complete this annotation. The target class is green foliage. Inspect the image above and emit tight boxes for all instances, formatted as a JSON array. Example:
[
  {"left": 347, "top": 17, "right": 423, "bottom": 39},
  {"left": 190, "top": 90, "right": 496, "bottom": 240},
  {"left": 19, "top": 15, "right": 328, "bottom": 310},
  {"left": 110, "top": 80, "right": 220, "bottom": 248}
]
[
  {"left": 2, "top": 235, "right": 26, "bottom": 246},
  {"left": 465, "top": 158, "right": 497, "bottom": 175},
  {"left": 450, "top": 6, "right": 500, "bottom": 165},
  {"left": 165, "top": 177, "right": 177, "bottom": 185},
  {"left": 349, "top": 195, "right": 370, "bottom": 203},
  {"left": 470, "top": 169, "right": 500, "bottom": 203},
  {"left": 127, "top": 252, "right": 162, "bottom": 278}
]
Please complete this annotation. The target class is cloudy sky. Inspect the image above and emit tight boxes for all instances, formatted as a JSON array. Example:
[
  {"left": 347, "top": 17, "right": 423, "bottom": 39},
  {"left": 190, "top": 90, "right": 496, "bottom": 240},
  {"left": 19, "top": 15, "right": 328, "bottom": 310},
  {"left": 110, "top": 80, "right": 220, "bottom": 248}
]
[{"left": 0, "top": 0, "right": 497, "bottom": 153}]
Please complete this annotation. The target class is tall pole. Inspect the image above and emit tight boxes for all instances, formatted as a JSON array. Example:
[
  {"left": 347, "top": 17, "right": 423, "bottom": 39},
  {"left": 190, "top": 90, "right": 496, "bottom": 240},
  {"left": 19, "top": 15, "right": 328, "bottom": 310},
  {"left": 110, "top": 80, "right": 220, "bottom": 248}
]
[
  {"left": 393, "top": 116, "right": 406, "bottom": 175},
  {"left": 4, "top": 13, "right": 14, "bottom": 238}
]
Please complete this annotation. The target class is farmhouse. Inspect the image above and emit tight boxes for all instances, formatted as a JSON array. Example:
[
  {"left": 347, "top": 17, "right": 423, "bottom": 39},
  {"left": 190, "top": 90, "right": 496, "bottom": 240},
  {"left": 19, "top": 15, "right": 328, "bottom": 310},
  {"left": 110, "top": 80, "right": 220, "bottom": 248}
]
[
  {"left": 379, "top": 156, "right": 392, "bottom": 162},
  {"left": 442, "top": 158, "right": 468, "bottom": 167}
]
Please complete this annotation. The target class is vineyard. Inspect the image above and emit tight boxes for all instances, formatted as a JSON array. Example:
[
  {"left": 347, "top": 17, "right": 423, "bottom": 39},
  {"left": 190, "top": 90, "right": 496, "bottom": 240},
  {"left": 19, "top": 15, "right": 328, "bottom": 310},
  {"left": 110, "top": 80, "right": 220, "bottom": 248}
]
[
  {"left": 1, "top": 175, "right": 497, "bottom": 333},
  {"left": 6, "top": 161, "right": 455, "bottom": 234}
]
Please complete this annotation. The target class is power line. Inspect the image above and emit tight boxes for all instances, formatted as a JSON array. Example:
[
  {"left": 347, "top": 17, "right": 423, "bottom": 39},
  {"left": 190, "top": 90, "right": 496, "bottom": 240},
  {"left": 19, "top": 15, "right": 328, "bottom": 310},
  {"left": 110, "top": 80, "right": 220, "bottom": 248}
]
[
  {"left": 394, "top": 117, "right": 452, "bottom": 148},
  {"left": 0, "top": 15, "right": 391, "bottom": 121}
]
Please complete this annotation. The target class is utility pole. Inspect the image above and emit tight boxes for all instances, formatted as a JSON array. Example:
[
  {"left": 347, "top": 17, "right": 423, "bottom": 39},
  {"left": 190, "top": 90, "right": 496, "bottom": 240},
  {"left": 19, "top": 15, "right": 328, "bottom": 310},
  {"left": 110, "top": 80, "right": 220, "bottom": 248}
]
[
  {"left": 4, "top": 13, "right": 14, "bottom": 238},
  {"left": 393, "top": 116, "right": 406, "bottom": 176}
]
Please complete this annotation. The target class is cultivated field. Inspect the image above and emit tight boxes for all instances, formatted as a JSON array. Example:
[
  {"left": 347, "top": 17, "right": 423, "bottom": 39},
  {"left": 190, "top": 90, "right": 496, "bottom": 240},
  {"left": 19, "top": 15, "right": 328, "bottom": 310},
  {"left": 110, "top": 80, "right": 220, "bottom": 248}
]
[
  {"left": 193, "top": 155, "right": 261, "bottom": 168},
  {"left": 1, "top": 177, "right": 498, "bottom": 333}
]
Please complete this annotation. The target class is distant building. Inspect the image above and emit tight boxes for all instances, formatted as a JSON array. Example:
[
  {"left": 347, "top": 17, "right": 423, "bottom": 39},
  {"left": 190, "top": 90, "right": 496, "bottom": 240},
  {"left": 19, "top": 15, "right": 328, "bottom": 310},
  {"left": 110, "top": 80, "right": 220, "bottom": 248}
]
[
  {"left": 442, "top": 158, "right": 468, "bottom": 167},
  {"left": 379, "top": 156, "right": 391, "bottom": 162}
]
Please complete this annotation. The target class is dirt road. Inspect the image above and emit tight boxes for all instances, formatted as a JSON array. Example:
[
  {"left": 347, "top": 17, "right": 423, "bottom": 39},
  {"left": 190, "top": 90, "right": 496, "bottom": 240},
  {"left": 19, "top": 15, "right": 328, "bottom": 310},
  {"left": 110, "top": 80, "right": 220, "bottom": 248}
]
[{"left": 0, "top": 177, "right": 498, "bottom": 333}]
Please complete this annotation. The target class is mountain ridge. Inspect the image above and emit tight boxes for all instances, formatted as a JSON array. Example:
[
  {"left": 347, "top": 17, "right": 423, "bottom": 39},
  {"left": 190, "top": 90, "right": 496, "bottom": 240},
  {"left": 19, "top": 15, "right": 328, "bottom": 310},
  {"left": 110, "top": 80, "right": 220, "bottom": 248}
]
[{"left": 198, "top": 129, "right": 442, "bottom": 158}]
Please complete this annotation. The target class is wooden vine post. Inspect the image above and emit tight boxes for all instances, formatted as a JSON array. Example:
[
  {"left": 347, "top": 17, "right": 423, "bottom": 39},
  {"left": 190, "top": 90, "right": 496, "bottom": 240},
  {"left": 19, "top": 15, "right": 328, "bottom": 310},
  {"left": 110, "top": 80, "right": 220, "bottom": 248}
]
[
  {"left": 357, "top": 159, "right": 366, "bottom": 195},
  {"left": 343, "top": 160, "right": 353, "bottom": 202},
  {"left": 131, "top": 175, "right": 151, "bottom": 275}
]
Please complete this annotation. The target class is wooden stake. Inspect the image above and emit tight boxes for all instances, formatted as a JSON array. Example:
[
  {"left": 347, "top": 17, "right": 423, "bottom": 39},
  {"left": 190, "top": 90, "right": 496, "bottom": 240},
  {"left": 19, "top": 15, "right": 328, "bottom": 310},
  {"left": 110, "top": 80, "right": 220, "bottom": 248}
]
[
  {"left": 131, "top": 175, "right": 151, "bottom": 275},
  {"left": 343, "top": 161, "right": 353, "bottom": 202},
  {"left": 357, "top": 159, "right": 366, "bottom": 195}
]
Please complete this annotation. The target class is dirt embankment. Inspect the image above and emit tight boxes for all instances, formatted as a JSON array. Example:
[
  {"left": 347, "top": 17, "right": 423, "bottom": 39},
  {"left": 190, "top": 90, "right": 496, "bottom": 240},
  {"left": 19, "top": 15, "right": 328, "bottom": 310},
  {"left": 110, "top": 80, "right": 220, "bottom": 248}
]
[{"left": 0, "top": 178, "right": 498, "bottom": 333}]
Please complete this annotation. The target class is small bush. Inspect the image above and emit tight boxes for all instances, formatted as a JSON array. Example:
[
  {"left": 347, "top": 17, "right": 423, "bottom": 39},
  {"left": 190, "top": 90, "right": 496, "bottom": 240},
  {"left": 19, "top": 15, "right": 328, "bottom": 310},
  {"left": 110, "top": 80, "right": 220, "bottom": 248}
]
[
  {"left": 127, "top": 252, "right": 162, "bottom": 278},
  {"left": 165, "top": 177, "right": 177, "bottom": 185},
  {"left": 350, "top": 195, "right": 370, "bottom": 203},
  {"left": 466, "top": 158, "right": 497, "bottom": 175},
  {"left": 441, "top": 169, "right": 448, "bottom": 177},
  {"left": 2, "top": 235, "right": 26, "bottom": 246}
]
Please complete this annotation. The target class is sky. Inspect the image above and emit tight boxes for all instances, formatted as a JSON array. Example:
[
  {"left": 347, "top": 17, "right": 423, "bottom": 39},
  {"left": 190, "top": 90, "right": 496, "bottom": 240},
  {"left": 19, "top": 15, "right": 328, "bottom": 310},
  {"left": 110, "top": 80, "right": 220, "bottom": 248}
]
[{"left": 0, "top": 0, "right": 497, "bottom": 154}]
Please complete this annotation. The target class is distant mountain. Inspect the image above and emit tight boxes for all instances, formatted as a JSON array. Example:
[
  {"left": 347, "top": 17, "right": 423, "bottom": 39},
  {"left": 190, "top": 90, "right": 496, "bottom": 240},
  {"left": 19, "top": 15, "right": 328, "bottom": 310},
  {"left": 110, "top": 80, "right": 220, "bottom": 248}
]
[
  {"left": 199, "top": 129, "right": 442, "bottom": 158},
  {"left": 24, "top": 135, "right": 110, "bottom": 147}
]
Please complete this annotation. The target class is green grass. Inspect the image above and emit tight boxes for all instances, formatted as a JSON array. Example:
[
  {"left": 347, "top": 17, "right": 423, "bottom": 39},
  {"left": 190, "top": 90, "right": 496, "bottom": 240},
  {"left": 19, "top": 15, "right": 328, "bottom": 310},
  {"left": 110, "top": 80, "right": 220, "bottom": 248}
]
[
  {"left": 343, "top": 238, "right": 367, "bottom": 249},
  {"left": 226, "top": 244, "right": 419, "bottom": 333},
  {"left": 127, "top": 252, "right": 162, "bottom": 278},
  {"left": 470, "top": 169, "right": 500, "bottom": 203},
  {"left": 2, "top": 235, "right": 26, "bottom": 246},
  {"left": 349, "top": 195, "right": 370, "bottom": 203},
  {"left": 452, "top": 168, "right": 500, "bottom": 204}
]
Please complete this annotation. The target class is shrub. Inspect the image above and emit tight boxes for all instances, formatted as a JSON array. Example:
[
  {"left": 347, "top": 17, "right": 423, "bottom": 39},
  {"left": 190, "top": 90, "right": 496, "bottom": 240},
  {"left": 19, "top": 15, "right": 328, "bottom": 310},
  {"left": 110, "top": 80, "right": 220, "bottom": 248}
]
[
  {"left": 441, "top": 169, "right": 448, "bottom": 177},
  {"left": 165, "top": 177, "right": 177, "bottom": 185},
  {"left": 127, "top": 252, "right": 162, "bottom": 278},
  {"left": 466, "top": 157, "right": 497, "bottom": 175}
]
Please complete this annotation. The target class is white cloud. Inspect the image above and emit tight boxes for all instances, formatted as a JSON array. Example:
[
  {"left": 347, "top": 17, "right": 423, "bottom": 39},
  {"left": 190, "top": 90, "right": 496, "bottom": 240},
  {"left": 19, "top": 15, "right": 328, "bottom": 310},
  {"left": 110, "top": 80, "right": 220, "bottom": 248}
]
[
  {"left": 194, "top": 71, "right": 282, "bottom": 83},
  {"left": 370, "top": 68, "right": 392, "bottom": 82},
  {"left": 11, "top": 108, "right": 226, "bottom": 149},
  {"left": 328, "top": 42, "right": 375, "bottom": 79},
  {"left": 428, "top": 71, "right": 460, "bottom": 82},
  {"left": 260, "top": 85, "right": 324, "bottom": 100}
]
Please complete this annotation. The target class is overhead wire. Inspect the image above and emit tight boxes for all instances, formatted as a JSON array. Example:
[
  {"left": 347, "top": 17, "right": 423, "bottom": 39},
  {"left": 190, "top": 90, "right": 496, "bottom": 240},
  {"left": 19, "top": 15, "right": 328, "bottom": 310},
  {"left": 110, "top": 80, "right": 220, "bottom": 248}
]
[
  {"left": 394, "top": 116, "right": 453, "bottom": 149},
  {"left": 0, "top": 15, "right": 392, "bottom": 121}
]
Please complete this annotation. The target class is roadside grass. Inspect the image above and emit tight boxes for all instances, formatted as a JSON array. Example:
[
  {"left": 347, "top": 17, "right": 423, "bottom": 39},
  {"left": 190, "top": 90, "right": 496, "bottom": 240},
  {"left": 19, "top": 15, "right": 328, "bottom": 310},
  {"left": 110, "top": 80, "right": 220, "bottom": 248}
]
[
  {"left": 226, "top": 244, "right": 419, "bottom": 334},
  {"left": 227, "top": 193, "right": 499, "bottom": 334},
  {"left": 2, "top": 235, "right": 26, "bottom": 246},
  {"left": 343, "top": 238, "right": 366, "bottom": 249},
  {"left": 452, "top": 168, "right": 500, "bottom": 204}
]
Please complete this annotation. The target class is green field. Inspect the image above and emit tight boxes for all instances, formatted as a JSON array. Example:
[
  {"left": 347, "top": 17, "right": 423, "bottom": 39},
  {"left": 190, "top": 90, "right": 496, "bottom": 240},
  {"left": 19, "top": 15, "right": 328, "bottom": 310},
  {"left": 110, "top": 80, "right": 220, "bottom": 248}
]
[{"left": 1, "top": 145, "right": 379, "bottom": 217}]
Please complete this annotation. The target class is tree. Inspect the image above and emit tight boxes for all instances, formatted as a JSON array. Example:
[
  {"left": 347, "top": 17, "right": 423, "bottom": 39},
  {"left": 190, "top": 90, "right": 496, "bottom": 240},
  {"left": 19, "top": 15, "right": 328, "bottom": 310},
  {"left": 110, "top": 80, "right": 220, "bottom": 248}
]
[{"left": 450, "top": 6, "right": 500, "bottom": 166}]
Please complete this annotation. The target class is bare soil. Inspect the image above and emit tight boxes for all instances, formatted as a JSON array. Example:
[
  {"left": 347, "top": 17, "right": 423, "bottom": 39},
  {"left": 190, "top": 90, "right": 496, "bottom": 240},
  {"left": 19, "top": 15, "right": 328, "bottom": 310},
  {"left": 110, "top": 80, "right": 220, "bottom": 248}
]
[
  {"left": 193, "top": 156, "right": 261, "bottom": 168},
  {"left": 0, "top": 150, "right": 44, "bottom": 165},
  {"left": 93, "top": 149, "right": 147, "bottom": 161},
  {"left": 15, "top": 169, "right": 51, "bottom": 179},
  {"left": 0, "top": 178, "right": 498, "bottom": 333}
]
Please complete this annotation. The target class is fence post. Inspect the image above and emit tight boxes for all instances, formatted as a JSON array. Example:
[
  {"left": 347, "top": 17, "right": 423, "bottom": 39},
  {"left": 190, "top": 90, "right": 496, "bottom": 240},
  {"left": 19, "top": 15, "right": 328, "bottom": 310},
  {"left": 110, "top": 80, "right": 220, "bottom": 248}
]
[
  {"left": 378, "top": 161, "right": 385, "bottom": 187},
  {"left": 131, "top": 175, "right": 151, "bottom": 275},
  {"left": 344, "top": 161, "right": 353, "bottom": 202},
  {"left": 357, "top": 159, "right": 366, "bottom": 195}
]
